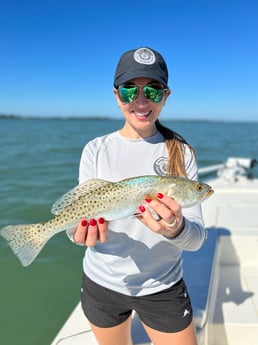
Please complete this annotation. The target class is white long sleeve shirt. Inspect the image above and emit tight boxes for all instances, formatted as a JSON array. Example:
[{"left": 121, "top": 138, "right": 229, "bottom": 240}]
[{"left": 78, "top": 130, "right": 206, "bottom": 296}]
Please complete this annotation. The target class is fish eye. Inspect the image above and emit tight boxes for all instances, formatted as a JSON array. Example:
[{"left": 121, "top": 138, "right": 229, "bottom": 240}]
[{"left": 195, "top": 183, "right": 203, "bottom": 191}]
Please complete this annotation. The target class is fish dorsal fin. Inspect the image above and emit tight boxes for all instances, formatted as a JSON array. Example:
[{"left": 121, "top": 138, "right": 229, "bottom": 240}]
[{"left": 51, "top": 178, "right": 111, "bottom": 215}]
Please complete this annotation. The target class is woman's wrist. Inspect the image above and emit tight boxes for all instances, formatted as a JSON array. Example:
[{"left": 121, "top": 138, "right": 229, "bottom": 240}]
[{"left": 164, "top": 217, "right": 185, "bottom": 239}]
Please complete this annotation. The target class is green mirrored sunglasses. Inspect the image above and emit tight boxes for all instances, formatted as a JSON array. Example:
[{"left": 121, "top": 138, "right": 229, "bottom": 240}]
[{"left": 118, "top": 85, "right": 167, "bottom": 104}]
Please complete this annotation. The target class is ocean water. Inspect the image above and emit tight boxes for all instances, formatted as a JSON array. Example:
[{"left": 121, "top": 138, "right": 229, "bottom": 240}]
[{"left": 0, "top": 117, "right": 257, "bottom": 345}]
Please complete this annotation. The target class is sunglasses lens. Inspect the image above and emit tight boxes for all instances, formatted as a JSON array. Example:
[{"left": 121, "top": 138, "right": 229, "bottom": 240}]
[
  {"left": 118, "top": 86, "right": 138, "bottom": 103},
  {"left": 143, "top": 86, "right": 165, "bottom": 103}
]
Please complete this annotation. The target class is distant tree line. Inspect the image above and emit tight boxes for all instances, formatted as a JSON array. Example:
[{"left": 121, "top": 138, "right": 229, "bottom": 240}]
[{"left": 0, "top": 114, "right": 20, "bottom": 119}]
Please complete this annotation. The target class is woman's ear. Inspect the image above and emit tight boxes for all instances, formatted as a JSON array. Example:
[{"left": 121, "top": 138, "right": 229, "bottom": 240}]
[
  {"left": 163, "top": 89, "right": 171, "bottom": 105},
  {"left": 113, "top": 88, "right": 122, "bottom": 107}
]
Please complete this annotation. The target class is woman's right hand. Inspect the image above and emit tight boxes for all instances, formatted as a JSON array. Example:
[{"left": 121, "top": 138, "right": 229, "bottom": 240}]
[{"left": 73, "top": 218, "right": 109, "bottom": 247}]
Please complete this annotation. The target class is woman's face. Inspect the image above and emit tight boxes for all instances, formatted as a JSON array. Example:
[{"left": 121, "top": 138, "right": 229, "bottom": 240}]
[{"left": 114, "top": 77, "right": 171, "bottom": 138}]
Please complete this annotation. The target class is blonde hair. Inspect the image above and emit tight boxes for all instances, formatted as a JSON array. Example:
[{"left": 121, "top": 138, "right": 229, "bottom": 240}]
[{"left": 155, "top": 120, "right": 194, "bottom": 177}]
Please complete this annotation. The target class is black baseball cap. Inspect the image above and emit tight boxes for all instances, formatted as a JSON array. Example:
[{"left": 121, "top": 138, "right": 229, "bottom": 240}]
[{"left": 114, "top": 47, "right": 169, "bottom": 88}]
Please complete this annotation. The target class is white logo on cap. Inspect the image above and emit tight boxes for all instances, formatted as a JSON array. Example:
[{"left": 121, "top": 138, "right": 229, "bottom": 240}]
[{"left": 133, "top": 48, "right": 156, "bottom": 65}]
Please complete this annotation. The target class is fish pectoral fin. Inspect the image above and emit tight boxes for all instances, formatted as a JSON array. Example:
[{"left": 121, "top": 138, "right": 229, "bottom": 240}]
[
  {"left": 51, "top": 178, "right": 112, "bottom": 215},
  {"left": 133, "top": 203, "right": 160, "bottom": 220}
]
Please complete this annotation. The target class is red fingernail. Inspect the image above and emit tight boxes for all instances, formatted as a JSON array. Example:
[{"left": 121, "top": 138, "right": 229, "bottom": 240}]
[
  {"left": 81, "top": 219, "right": 87, "bottom": 227},
  {"left": 157, "top": 192, "right": 164, "bottom": 199},
  {"left": 98, "top": 217, "right": 105, "bottom": 224},
  {"left": 145, "top": 198, "right": 152, "bottom": 203},
  {"left": 139, "top": 206, "right": 146, "bottom": 213},
  {"left": 89, "top": 218, "right": 97, "bottom": 226}
]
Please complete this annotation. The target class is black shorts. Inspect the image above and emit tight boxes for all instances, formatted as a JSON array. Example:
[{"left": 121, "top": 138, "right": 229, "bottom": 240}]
[{"left": 80, "top": 274, "right": 193, "bottom": 333}]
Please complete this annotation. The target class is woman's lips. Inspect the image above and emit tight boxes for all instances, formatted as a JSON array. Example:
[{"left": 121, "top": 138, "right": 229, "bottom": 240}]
[{"left": 134, "top": 110, "right": 152, "bottom": 118}]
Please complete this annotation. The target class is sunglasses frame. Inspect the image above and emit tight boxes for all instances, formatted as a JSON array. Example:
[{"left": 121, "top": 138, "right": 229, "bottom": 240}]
[{"left": 117, "top": 84, "right": 168, "bottom": 104}]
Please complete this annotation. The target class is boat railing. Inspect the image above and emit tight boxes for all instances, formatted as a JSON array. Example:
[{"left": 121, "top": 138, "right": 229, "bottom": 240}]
[{"left": 199, "top": 157, "right": 257, "bottom": 180}]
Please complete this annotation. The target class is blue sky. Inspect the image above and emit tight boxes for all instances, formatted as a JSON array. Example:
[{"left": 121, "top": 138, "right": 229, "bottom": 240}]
[{"left": 1, "top": 0, "right": 257, "bottom": 121}]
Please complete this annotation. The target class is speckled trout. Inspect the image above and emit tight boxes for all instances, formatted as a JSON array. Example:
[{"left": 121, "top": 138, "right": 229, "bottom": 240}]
[{"left": 0, "top": 175, "right": 213, "bottom": 266}]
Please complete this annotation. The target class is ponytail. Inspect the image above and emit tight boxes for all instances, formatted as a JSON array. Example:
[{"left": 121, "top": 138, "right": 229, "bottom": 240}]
[{"left": 155, "top": 119, "right": 194, "bottom": 176}]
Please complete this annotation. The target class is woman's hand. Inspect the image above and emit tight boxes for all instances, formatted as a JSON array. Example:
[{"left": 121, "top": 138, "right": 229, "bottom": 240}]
[
  {"left": 137, "top": 193, "right": 185, "bottom": 238},
  {"left": 73, "top": 218, "right": 109, "bottom": 247}
]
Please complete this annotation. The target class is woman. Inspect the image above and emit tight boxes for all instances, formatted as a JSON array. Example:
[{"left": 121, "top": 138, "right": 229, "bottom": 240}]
[{"left": 71, "top": 47, "right": 206, "bottom": 345}]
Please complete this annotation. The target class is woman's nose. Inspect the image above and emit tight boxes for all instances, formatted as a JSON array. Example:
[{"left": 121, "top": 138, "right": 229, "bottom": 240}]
[{"left": 135, "top": 89, "right": 148, "bottom": 105}]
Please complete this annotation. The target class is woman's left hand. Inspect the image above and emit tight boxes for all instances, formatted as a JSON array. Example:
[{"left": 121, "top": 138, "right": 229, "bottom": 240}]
[{"left": 136, "top": 193, "right": 185, "bottom": 238}]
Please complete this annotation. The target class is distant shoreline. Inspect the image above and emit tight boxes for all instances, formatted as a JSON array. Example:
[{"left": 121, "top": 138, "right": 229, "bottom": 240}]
[
  {"left": 0, "top": 114, "right": 117, "bottom": 121},
  {"left": 0, "top": 114, "right": 257, "bottom": 123}
]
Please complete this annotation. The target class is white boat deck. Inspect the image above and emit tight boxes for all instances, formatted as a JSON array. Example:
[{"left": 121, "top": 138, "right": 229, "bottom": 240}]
[
  {"left": 200, "top": 174, "right": 258, "bottom": 345},
  {"left": 51, "top": 158, "right": 258, "bottom": 345}
]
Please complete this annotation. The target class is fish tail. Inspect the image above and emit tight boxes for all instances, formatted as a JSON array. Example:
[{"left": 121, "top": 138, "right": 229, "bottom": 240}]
[{"left": 0, "top": 223, "right": 50, "bottom": 267}]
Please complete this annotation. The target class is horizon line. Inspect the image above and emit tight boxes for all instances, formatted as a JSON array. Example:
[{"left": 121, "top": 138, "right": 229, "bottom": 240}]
[{"left": 0, "top": 114, "right": 257, "bottom": 123}]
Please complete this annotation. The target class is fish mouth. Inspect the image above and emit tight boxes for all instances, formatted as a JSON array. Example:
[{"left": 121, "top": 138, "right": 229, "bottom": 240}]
[{"left": 203, "top": 188, "right": 214, "bottom": 200}]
